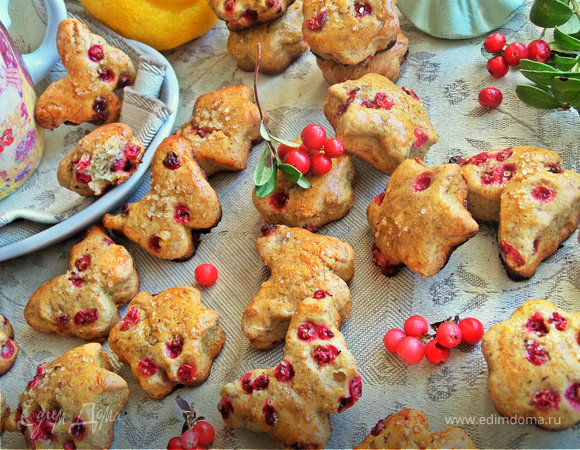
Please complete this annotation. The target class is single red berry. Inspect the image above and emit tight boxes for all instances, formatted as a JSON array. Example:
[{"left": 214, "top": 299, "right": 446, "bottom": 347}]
[
  {"left": 436, "top": 322, "right": 462, "bottom": 348},
  {"left": 504, "top": 42, "right": 528, "bottom": 66},
  {"left": 310, "top": 152, "right": 333, "bottom": 176},
  {"left": 180, "top": 429, "right": 198, "bottom": 449},
  {"left": 167, "top": 436, "right": 185, "bottom": 450},
  {"left": 301, "top": 124, "right": 326, "bottom": 149},
  {"left": 383, "top": 329, "right": 405, "bottom": 353},
  {"left": 284, "top": 149, "right": 310, "bottom": 174},
  {"left": 1, "top": 340, "right": 15, "bottom": 359},
  {"left": 478, "top": 87, "right": 503, "bottom": 108},
  {"left": 424, "top": 340, "right": 451, "bottom": 364},
  {"left": 458, "top": 318, "right": 485, "bottom": 345},
  {"left": 195, "top": 264, "right": 218, "bottom": 286},
  {"left": 138, "top": 358, "right": 158, "bottom": 377},
  {"left": 527, "top": 40, "right": 551, "bottom": 63},
  {"left": 177, "top": 363, "right": 196, "bottom": 382},
  {"left": 404, "top": 315, "right": 429, "bottom": 337},
  {"left": 277, "top": 144, "right": 294, "bottom": 159},
  {"left": 88, "top": 44, "right": 105, "bottom": 62},
  {"left": 173, "top": 204, "right": 192, "bottom": 224},
  {"left": 125, "top": 145, "right": 141, "bottom": 161},
  {"left": 487, "top": 56, "right": 509, "bottom": 78},
  {"left": 483, "top": 32, "right": 506, "bottom": 53},
  {"left": 191, "top": 421, "right": 215, "bottom": 445},
  {"left": 396, "top": 336, "right": 425, "bottom": 364},
  {"left": 324, "top": 138, "right": 344, "bottom": 158},
  {"left": 75, "top": 255, "right": 91, "bottom": 272}
]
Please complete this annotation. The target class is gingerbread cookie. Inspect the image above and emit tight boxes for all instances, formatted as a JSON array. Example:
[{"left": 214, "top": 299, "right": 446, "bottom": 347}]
[
  {"left": 355, "top": 409, "right": 476, "bottom": 449},
  {"left": 0, "top": 315, "right": 18, "bottom": 376},
  {"left": 303, "top": 0, "right": 399, "bottom": 65},
  {"left": 324, "top": 73, "right": 438, "bottom": 175},
  {"left": 227, "top": 1, "right": 307, "bottom": 74},
  {"left": 24, "top": 226, "right": 140, "bottom": 342},
  {"left": 176, "top": 85, "right": 263, "bottom": 176},
  {"left": 219, "top": 296, "right": 361, "bottom": 448},
  {"left": 316, "top": 29, "right": 408, "bottom": 85},
  {"left": 34, "top": 19, "right": 135, "bottom": 129},
  {"left": 57, "top": 123, "right": 144, "bottom": 196},
  {"left": 103, "top": 135, "right": 222, "bottom": 260},
  {"left": 482, "top": 299, "right": 580, "bottom": 430},
  {"left": 4, "top": 343, "right": 129, "bottom": 449},
  {"left": 209, "top": 0, "right": 295, "bottom": 30},
  {"left": 242, "top": 225, "right": 354, "bottom": 349},
  {"left": 109, "top": 287, "right": 225, "bottom": 399},
  {"left": 367, "top": 159, "right": 479, "bottom": 278}
]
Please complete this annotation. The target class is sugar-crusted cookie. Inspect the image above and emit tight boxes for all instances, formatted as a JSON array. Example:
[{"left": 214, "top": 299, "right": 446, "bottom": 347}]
[
  {"left": 242, "top": 225, "right": 354, "bottom": 349},
  {"left": 367, "top": 159, "right": 479, "bottom": 278},
  {"left": 24, "top": 226, "right": 140, "bottom": 342},
  {"left": 316, "top": 29, "right": 408, "bottom": 85},
  {"left": 0, "top": 316, "right": 18, "bottom": 376},
  {"left": 209, "top": 0, "right": 295, "bottom": 30},
  {"left": 57, "top": 123, "right": 144, "bottom": 196},
  {"left": 303, "top": 0, "right": 399, "bottom": 65},
  {"left": 219, "top": 296, "right": 361, "bottom": 448},
  {"left": 35, "top": 19, "right": 135, "bottom": 129},
  {"left": 324, "top": 73, "right": 438, "bottom": 175},
  {"left": 0, "top": 390, "right": 9, "bottom": 434},
  {"left": 103, "top": 135, "right": 222, "bottom": 260},
  {"left": 109, "top": 287, "right": 225, "bottom": 399},
  {"left": 355, "top": 409, "right": 476, "bottom": 449},
  {"left": 227, "top": 1, "right": 307, "bottom": 74},
  {"left": 176, "top": 85, "right": 263, "bottom": 176},
  {"left": 3, "top": 343, "right": 129, "bottom": 449},
  {"left": 482, "top": 299, "right": 580, "bottom": 430}
]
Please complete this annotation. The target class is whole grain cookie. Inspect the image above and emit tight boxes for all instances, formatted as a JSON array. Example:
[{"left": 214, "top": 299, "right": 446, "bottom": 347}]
[
  {"left": 324, "top": 73, "right": 438, "bottom": 175},
  {"left": 482, "top": 299, "right": 580, "bottom": 430},
  {"left": 0, "top": 316, "right": 18, "bottom": 376},
  {"left": 109, "top": 287, "right": 225, "bottom": 399},
  {"left": 316, "top": 29, "right": 408, "bottom": 85},
  {"left": 103, "top": 135, "right": 222, "bottom": 260},
  {"left": 57, "top": 123, "right": 144, "bottom": 196},
  {"left": 242, "top": 225, "right": 354, "bottom": 349},
  {"left": 219, "top": 296, "right": 361, "bottom": 448},
  {"left": 227, "top": 1, "right": 307, "bottom": 74},
  {"left": 367, "top": 159, "right": 479, "bottom": 278},
  {"left": 24, "top": 226, "right": 140, "bottom": 342},
  {"left": 35, "top": 19, "right": 136, "bottom": 129},
  {"left": 209, "top": 0, "right": 295, "bottom": 30},
  {"left": 176, "top": 85, "right": 263, "bottom": 176},
  {"left": 303, "top": 0, "right": 399, "bottom": 65},
  {"left": 355, "top": 409, "right": 476, "bottom": 449},
  {"left": 3, "top": 343, "right": 129, "bottom": 449}
]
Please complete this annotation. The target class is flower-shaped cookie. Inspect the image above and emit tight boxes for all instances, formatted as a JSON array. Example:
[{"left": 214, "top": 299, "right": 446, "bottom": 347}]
[
  {"left": 209, "top": 0, "right": 295, "bottom": 30},
  {"left": 303, "top": 0, "right": 399, "bottom": 65},
  {"left": 24, "top": 226, "right": 140, "bottom": 341},
  {"left": 482, "top": 299, "right": 580, "bottom": 430},
  {"left": 324, "top": 73, "right": 438, "bottom": 175},
  {"left": 3, "top": 343, "right": 129, "bottom": 449},
  {"left": 0, "top": 316, "right": 18, "bottom": 376},
  {"left": 219, "top": 296, "right": 361, "bottom": 448},
  {"left": 176, "top": 85, "right": 263, "bottom": 176},
  {"left": 367, "top": 159, "right": 479, "bottom": 278},
  {"left": 103, "top": 135, "right": 222, "bottom": 260},
  {"left": 34, "top": 19, "right": 136, "bottom": 129},
  {"left": 57, "top": 123, "right": 144, "bottom": 196},
  {"left": 242, "top": 225, "right": 355, "bottom": 349},
  {"left": 355, "top": 409, "right": 476, "bottom": 449},
  {"left": 109, "top": 287, "right": 225, "bottom": 399}
]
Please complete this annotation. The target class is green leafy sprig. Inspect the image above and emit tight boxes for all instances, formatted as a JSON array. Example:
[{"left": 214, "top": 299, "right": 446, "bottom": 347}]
[{"left": 252, "top": 44, "right": 311, "bottom": 198}]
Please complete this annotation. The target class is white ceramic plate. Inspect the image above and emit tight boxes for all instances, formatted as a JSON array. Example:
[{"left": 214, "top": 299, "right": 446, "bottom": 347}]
[{"left": 0, "top": 40, "right": 179, "bottom": 262}]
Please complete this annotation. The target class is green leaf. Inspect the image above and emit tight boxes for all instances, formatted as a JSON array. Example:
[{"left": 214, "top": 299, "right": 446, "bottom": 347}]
[
  {"left": 480, "top": 45, "right": 496, "bottom": 60},
  {"left": 520, "top": 59, "right": 558, "bottom": 71},
  {"left": 554, "top": 27, "right": 580, "bottom": 50},
  {"left": 278, "top": 162, "right": 304, "bottom": 183},
  {"left": 554, "top": 54, "right": 578, "bottom": 71},
  {"left": 530, "top": 0, "right": 572, "bottom": 27},
  {"left": 558, "top": 12, "right": 580, "bottom": 35},
  {"left": 254, "top": 146, "right": 274, "bottom": 186},
  {"left": 520, "top": 69, "right": 558, "bottom": 86},
  {"left": 260, "top": 120, "right": 271, "bottom": 141},
  {"left": 270, "top": 135, "right": 301, "bottom": 148},
  {"left": 296, "top": 176, "right": 312, "bottom": 189},
  {"left": 516, "top": 84, "right": 562, "bottom": 109},
  {"left": 551, "top": 77, "right": 580, "bottom": 107},
  {"left": 255, "top": 161, "right": 278, "bottom": 197}
]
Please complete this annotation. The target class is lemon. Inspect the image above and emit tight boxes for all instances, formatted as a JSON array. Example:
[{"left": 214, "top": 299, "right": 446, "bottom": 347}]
[{"left": 80, "top": 0, "right": 219, "bottom": 51}]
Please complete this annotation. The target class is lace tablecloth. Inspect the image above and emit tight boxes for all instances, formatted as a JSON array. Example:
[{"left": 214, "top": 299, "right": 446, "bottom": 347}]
[{"left": 1, "top": 1, "right": 579, "bottom": 449}]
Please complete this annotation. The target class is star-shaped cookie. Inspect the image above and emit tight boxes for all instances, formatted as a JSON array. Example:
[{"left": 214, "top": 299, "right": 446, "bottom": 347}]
[{"left": 0, "top": 315, "right": 18, "bottom": 376}]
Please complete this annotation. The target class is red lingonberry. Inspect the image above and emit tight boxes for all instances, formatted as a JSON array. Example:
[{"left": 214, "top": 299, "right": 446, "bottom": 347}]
[
  {"left": 125, "top": 145, "right": 141, "bottom": 161},
  {"left": 412, "top": 172, "right": 433, "bottom": 192},
  {"left": 312, "top": 344, "right": 339, "bottom": 365},
  {"left": 191, "top": 421, "right": 215, "bottom": 445},
  {"left": 69, "top": 416, "right": 87, "bottom": 440},
  {"left": 173, "top": 204, "right": 192, "bottom": 224},
  {"left": 284, "top": 149, "right": 310, "bottom": 174},
  {"left": 88, "top": 44, "right": 105, "bottom": 62},
  {"left": 74, "top": 308, "right": 98, "bottom": 326},
  {"left": 458, "top": 318, "right": 484, "bottom": 345},
  {"left": 297, "top": 322, "right": 317, "bottom": 341},
  {"left": 532, "top": 185, "right": 556, "bottom": 203},
  {"left": 404, "top": 315, "right": 429, "bottom": 337},
  {"left": 269, "top": 191, "right": 288, "bottom": 211},
  {"left": 218, "top": 398, "right": 233, "bottom": 419},
  {"left": 163, "top": 151, "right": 182, "bottom": 170},
  {"left": 499, "top": 240, "right": 525, "bottom": 267},
  {"left": 177, "top": 363, "right": 196, "bottom": 382},
  {"left": 396, "top": 336, "right": 424, "bottom": 364},
  {"left": 120, "top": 307, "right": 139, "bottom": 331},
  {"left": 436, "top": 322, "right": 462, "bottom": 348},
  {"left": 478, "top": 87, "right": 503, "bottom": 108},
  {"left": 252, "top": 374, "right": 270, "bottom": 390},
  {"left": 167, "top": 436, "right": 185, "bottom": 450},
  {"left": 526, "top": 312, "right": 549, "bottom": 336},
  {"left": 310, "top": 153, "right": 333, "bottom": 176},
  {"left": 180, "top": 429, "right": 198, "bottom": 448},
  {"left": 138, "top": 358, "right": 158, "bottom": 377},
  {"left": 75, "top": 255, "right": 90, "bottom": 272},
  {"left": 504, "top": 42, "right": 528, "bottom": 66},
  {"left": 324, "top": 138, "right": 344, "bottom": 158},
  {"left": 483, "top": 32, "right": 506, "bottom": 53},
  {"left": 564, "top": 382, "right": 580, "bottom": 410},
  {"left": 165, "top": 338, "right": 183, "bottom": 358},
  {"left": 98, "top": 68, "right": 115, "bottom": 83},
  {"left": 1, "top": 340, "right": 15, "bottom": 359},
  {"left": 527, "top": 40, "right": 551, "bottom": 63},
  {"left": 548, "top": 312, "right": 567, "bottom": 331},
  {"left": 424, "top": 340, "right": 451, "bottom": 364},
  {"left": 263, "top": 402, "right": 278, "bottom": 425},
  {"left": 195, "top": 264, "right": 218, "bottom": 286},
  {"left": 487, "top": 55, "right": 509, "bottom": 78},
  {"left": 274, "top": 361, "right": 295, "bottom": 382},
  {"left": 383, "top": 329, "right": 405, "bottom": 353},
  {"left": 277, "top": 144, "right": 294, "bottom": 159},
  {"left": 305, "top": 11, "right": 327, "bottom": 31},
  {"left": 301, "top": 124, "right": 327, "bottom": 149}
]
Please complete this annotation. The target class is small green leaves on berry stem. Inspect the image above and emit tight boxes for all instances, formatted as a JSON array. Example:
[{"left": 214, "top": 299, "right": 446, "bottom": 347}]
[
  {"left": 555, "top": 26, "right": 580, "bottom": 49},
  {"left": 554, "top": 53, "right": 579, "bottom": 70},
  {"left": 254, "top": 146, "right": 274, "bottom": 186},
  {"left": 270, "top": 134, "right": 300, "bottom": 148},
  {"left": 530, "top": 0, "right": 573, "bottom": 28},
  {"left": 551, "top": 76, "right": 580, "bottom": 106},
  {"left": 255, "top": 162, "right": 278, "bottom": 197},
  {"left": 516, "top": 84, "right": 563, "bottom": 108}
]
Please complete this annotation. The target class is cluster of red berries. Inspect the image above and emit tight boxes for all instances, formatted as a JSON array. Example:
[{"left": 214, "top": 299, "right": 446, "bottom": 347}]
[
  {"left": 479, "top": 32, "right": 552, "bottom": 108},
  {"left": 167, "top": 420, "right": 215, "bottom": 450},
  {"left": 383, "top": 315, "right": 484, "bottom": 365},
  {"left": 277, "top": 124, "right": 345, "bottom": 177},
  {"left": 194, "top": 263, "right": 218, "bottom": 287}
]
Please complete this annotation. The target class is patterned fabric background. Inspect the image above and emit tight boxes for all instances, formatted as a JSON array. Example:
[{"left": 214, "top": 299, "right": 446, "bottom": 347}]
[{"left": 1, "top": 0, "right": 579, "bottom": 448}]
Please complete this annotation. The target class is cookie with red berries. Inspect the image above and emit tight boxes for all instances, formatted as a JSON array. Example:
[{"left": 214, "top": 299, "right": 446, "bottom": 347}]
[
  {"left": 482, "top": 299, "right": 580, "bottom": 430},
  {"left": 3, "top": 343, "right": 129, "bottom": 449},
  {"left": 219, "top": 296, "right": 361, "bottom": 448},
  {"left": 355, "top": 409, "right": 476, "bottom": 449},
  {"left": 57, "top": 123, "right": 144, "bottom": 196},
  {"left": 0, "top": 316, "right": 18, "bottom": 376},
  {"left": 324, "top": 73, "right": 438, "bottom": 175},
  {"left": 242, "top": 225, "right": 354, "bottom": 349},
  {"left": 209, "top": 0, "right": 294, "bottom": 30},
  {"left": 35, "top": 19, "right": 135, "bottom": 129},
  {"left": 0, "top": 390, "right": 9, "bottom": 434}
]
